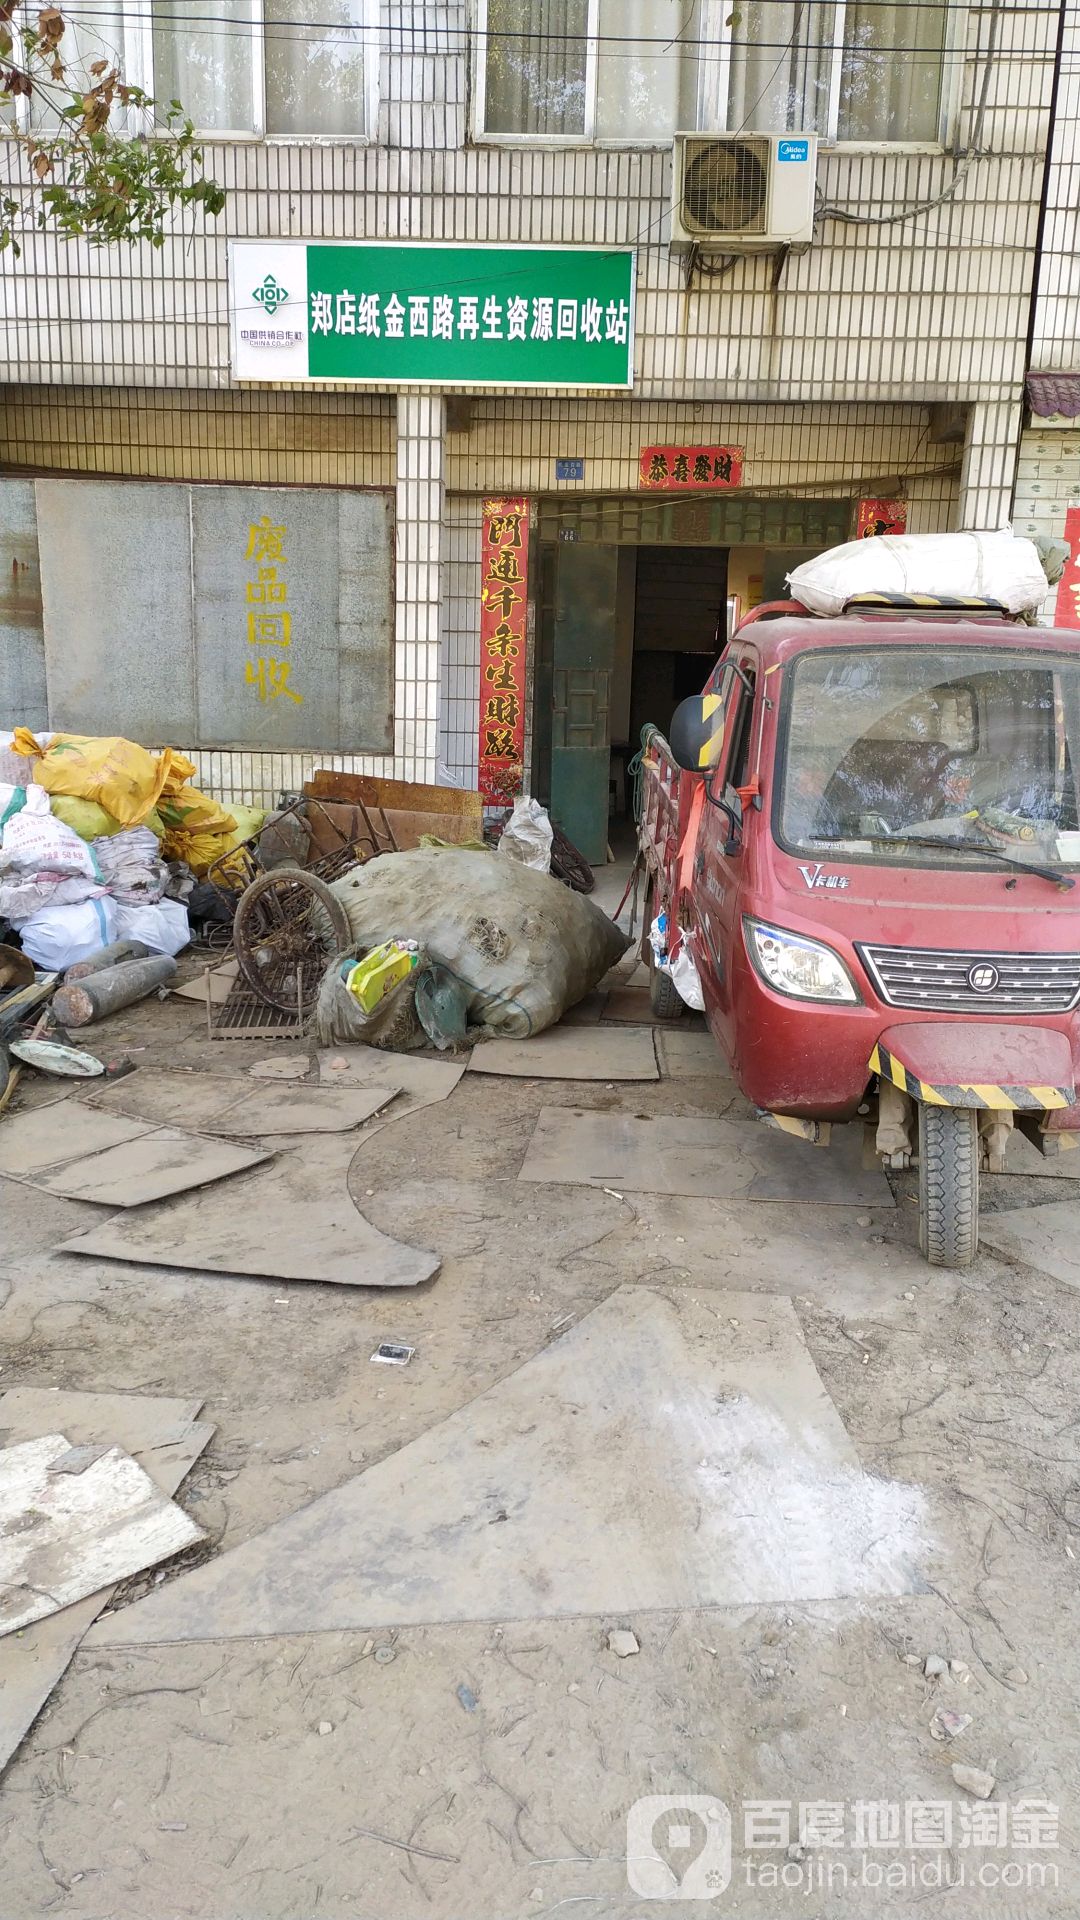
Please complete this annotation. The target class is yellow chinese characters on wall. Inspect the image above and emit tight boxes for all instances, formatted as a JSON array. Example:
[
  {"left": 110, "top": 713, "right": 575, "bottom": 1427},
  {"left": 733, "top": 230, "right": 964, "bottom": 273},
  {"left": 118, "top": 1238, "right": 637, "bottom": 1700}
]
[{"left": 244, "top": 514, "right": 302, "bottom": 705}]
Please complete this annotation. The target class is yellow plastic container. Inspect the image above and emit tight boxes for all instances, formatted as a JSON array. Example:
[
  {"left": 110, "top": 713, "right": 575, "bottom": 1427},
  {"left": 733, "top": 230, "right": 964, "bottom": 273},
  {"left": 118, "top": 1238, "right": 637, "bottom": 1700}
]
[{"left": 344, "top": 941, "right": 419, "bottom": 1014}]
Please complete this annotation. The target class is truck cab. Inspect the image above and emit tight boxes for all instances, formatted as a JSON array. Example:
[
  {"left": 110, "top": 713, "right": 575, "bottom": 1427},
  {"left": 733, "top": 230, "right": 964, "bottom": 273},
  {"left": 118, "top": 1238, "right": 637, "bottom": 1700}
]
[{"left": 639, "top": 599, "right": 1080, "bottom": 1266}]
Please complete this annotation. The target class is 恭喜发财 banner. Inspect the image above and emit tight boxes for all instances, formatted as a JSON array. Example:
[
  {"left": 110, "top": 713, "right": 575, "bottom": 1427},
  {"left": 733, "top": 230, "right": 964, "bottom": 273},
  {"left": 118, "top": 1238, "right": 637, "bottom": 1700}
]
[{"left": 229, "top": 241, "right": 635, "bottom": 389}]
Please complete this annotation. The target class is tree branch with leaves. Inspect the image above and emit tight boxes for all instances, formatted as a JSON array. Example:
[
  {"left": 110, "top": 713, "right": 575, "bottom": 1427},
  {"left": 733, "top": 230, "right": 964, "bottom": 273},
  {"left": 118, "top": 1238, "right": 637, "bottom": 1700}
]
[{"left": 0, "top": 2, "right": 225, "bottom": 255}]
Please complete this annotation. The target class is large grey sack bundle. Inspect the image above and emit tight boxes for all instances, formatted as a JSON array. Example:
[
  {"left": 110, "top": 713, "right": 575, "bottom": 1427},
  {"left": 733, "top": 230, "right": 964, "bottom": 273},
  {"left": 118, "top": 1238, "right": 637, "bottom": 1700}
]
[{"left": 330, "top": 847, "right": 628, "bottom": 1038}]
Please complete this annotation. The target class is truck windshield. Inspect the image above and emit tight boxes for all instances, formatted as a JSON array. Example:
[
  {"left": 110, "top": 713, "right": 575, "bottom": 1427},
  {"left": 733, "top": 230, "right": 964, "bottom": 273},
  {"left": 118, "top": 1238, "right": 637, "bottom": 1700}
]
[{"left": 777, "top": 645, "right": 1080, "bottom": 871}]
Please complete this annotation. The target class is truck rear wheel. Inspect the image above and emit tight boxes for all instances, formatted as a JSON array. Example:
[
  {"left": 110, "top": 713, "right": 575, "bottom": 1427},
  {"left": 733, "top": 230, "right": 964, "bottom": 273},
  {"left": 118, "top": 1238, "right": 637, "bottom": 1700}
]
[
  {"left": 648, "top": 949, "right": 684, "bottom": 1020},
  {"left": 918, "top": 1104, "right": 979, "bottom": 1268}
]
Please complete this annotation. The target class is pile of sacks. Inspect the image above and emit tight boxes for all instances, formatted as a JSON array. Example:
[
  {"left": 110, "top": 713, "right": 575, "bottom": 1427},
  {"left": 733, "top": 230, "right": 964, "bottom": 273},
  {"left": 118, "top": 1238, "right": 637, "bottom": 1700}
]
[
  {"left": 0, "top": 730, "right": 264, "bottom": 972},
  {"left": 0, "top": 787, "right": 189, "bottom": 969}
]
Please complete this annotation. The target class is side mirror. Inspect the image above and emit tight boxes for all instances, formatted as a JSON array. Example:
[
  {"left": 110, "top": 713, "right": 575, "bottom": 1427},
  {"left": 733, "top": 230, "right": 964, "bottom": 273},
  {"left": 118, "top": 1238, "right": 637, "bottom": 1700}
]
[{"left": 668, "top": 693, "right": 726, "bottom": 772}]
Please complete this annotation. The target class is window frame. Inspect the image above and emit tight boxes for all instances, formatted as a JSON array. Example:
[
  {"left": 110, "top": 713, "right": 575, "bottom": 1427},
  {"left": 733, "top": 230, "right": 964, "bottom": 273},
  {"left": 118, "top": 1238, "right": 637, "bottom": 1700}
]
[
  {"left": 473, "top": 0, "right": 727, "bottom": 148},
  {"left": 710, "top": 0, "right": 961, "bottom": 149},
  {"left": 472, "top": 0, "right": 959, "bottom": 151},
  {"left": 3, "top": 0, "right": 381, "bottom": 145}
]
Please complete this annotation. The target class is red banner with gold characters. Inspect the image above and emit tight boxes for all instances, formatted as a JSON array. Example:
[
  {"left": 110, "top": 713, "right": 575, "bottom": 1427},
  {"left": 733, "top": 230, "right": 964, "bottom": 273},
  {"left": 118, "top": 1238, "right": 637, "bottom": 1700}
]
[
  {"left": 855, "top": 499, "right": 907, "bottom": 538},
  {"left": 478, "top": 496, "right": 530, "bottom": 802},
  {"left": 1054, "top": 505, "right": 1080, "bottom": 628},
  {"left": 639, "top": 445, "right": 743, "bottom": 490}
]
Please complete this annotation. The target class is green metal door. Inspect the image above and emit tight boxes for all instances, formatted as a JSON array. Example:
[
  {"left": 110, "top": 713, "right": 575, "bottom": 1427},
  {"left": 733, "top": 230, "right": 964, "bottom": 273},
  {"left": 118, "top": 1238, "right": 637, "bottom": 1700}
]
[{"left": 550, "top": 541, "right": 617, "bottom": 866}]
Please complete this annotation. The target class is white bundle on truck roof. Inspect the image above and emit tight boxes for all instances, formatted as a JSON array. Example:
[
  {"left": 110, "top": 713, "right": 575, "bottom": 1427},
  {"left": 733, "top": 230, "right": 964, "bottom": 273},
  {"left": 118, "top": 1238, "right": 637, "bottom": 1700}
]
[{"left": 788, "top": 527, "right": 1052, "bottom": 619}]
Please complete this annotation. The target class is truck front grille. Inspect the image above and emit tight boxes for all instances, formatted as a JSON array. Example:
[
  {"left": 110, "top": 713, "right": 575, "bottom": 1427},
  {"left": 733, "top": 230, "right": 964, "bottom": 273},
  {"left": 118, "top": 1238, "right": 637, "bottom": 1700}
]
[{"left": 857, "top": 944, "right": 1080, "bottom": 1014}]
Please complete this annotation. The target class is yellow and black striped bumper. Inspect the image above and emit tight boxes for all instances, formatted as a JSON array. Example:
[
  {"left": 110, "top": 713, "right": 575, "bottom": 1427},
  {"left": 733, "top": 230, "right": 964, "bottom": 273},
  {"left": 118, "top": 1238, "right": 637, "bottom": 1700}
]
[{"left": 869, "top": 1043, "right": 1075, "bottom": 1112}]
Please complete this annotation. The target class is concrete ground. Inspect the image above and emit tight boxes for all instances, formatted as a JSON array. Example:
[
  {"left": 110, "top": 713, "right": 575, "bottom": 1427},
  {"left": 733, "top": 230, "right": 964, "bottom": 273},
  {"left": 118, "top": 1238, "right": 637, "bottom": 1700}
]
[{"left": 1, "top": 888, "right": 1079, "bottom": 1918}]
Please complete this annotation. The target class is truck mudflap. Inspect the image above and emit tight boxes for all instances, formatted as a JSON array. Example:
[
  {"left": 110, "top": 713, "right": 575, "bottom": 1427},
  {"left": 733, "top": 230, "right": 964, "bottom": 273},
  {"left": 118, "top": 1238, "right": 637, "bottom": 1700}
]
[{"left": 869, "top": 1034, "right": 1075, "bottom": 1112}]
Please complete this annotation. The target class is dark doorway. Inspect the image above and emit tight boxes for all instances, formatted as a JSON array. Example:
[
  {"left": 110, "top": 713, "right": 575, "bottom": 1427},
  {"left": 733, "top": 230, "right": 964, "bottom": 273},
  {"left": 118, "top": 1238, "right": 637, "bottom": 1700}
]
[{"left": 626, "top": 545, "right": 728, "bottom": 774}]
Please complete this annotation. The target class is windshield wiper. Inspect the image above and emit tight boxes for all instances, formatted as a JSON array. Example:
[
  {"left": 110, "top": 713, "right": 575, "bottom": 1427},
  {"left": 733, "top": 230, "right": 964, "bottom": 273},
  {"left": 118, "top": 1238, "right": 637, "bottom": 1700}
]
[{"left": 882, "top": 832, "right": 1075, "bottom": 890}]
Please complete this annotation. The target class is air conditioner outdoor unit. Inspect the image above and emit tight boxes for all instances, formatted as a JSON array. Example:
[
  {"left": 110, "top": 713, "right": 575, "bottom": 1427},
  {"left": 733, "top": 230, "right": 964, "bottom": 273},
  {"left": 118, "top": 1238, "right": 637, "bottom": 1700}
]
[{"left": 671, "top": 133, "right": 818, "bottom": 250}]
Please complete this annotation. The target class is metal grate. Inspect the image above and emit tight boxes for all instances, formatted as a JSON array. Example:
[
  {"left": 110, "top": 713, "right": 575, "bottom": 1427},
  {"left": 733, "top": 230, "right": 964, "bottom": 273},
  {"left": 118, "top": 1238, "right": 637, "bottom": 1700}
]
[
  {"left": 859, "top": 943, "right": 1080, "bottom": 1015},
  {"left": 210, "top": 974, "right": 307, "bottom": 1041}
]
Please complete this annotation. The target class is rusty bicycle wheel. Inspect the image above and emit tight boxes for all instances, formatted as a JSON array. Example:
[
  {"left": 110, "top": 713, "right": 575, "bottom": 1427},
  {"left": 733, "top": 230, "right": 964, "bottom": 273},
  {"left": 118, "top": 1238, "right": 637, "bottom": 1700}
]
[{"left": 232, "top": 866, "right": 351, "bottom": 1015}]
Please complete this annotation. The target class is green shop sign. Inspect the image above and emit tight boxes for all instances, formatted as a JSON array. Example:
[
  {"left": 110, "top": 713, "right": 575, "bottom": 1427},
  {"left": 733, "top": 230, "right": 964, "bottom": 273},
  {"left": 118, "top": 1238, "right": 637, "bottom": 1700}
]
[{"left": 229, "top": 241, "right": 635, "bottom": 389}]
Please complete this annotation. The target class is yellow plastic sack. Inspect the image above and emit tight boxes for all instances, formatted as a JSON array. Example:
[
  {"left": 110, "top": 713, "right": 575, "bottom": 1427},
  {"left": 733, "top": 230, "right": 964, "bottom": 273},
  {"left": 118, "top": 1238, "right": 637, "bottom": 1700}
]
[
  {"left": 158, "top": 753, "right": 198, "bottom": 799},
  {"left": 49, "top": 794, "right": 165, "bottom": 842},
  {"left": 220, "top": 804, "right": 266, "bottom": 850},
  {"left": 20, "top": 733, "right": 183, "bottom": 829},
  {"left": 158, "top": 784, "right": 237, "bottom": 874}
]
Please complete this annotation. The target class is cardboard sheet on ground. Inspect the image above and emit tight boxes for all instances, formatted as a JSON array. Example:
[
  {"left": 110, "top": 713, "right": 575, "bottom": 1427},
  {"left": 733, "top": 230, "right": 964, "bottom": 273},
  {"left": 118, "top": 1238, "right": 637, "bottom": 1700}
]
[
  {"left": 0, "top": 1391, "right": 212, "bottom": 1774},
  {"left": 979, "top": 1199, "right": 1080, "bottom": 1286},
  {"left": 601, "top": 986, "right": 659, "bottom": 1024},
  {"left": 0, "top": 1434, "right": 204, "bottom": 1637},
  {"left": 37, "top": 1126, "right": 271, "bottom": 1206},
  {"left": 87, "top": 1287, "right": 925, "bottom": 1646},
  {"left": 518, "top": 1108, "right": 893, "bottom": 1206},
  {"left": 317, "top": 1050, "right": 466, "bottom": 1122},
  {"left": 86, "top": 1072, "right": 397, "bottom": 1137},
  {"left": 0, "top": 1101, "right": 147, "bottom": 1179},
  {"left": 557, "top": 989, "right": 606, "bottom": 1026},
  {"left": 171, "top": 960, "right": 238, "bottom": 1007},
  {"left": 467, "top": 1024, "right": 659, "bottom": 1081},
  {"left": 60, "top": 1138, "right": 440, "bottom": 1288},
  {"left": 601, "top": 986, "right": 707, "bottom": 1029},
  {"left": 654, "top": 1027, "right": 734, "bottom": 1079}
]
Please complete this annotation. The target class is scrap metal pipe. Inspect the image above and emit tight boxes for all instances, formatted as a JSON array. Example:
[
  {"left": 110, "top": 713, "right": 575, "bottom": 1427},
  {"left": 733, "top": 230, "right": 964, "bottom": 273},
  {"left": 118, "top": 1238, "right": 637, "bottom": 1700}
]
[
  {"left": 53, "top": 955, "right": 177, "bottom": 1028},
  {"left": 64, "top": 940, "right": 151, "bottom": 982}
]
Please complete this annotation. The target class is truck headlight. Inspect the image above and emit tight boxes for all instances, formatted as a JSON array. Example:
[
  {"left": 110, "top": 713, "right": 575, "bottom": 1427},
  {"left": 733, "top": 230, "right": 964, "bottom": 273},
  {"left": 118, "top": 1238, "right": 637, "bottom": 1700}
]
[{"left": 744, "top": 917, "right": 860, "bottom": 1004}]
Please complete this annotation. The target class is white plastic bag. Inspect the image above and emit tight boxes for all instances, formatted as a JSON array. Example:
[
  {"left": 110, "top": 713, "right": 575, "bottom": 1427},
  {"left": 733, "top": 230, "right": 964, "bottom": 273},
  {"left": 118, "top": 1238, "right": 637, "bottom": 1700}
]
[
  {"left": 20, "top": 895, "right": 117, "bottom": 971},
  {"left": 498, "top": 795, "right": 554, "bottom": 874},
  {"left": 0, "top": 873, "right": 107, "bottom": 927},
  {"left": 649, "top": 910, "right": 669, "bottom": 966},
  {"left": 788, "top": 529, "right": 1051, "bottom": 619},
  {"left": 114, "top": 898, "right": 191, "bottom": 957},
  {"left": 0, "top": 784, "right": 100, "bottom": 880},
  {"left": 92, "top": 826, "right": 166, "bottom": 903},
  {"left": 669, "top": 943, "right": 706, "bottom": 1011}
]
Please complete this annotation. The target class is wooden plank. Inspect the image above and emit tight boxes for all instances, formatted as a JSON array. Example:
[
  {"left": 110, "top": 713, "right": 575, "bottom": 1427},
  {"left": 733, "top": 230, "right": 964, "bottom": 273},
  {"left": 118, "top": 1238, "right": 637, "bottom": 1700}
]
[
  {"left": 305, "top": 769, "right": 483, "bottom": 821},
  {"left": 305, "top": 800, "right": 481, "bottom": 859},
  {"left": 0, "top": 975, "right": 57, "bottom": 1036}
]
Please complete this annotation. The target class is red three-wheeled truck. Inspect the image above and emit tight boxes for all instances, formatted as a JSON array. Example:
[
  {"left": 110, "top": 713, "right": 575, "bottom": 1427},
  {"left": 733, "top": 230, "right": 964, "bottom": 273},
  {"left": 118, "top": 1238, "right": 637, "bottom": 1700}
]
[{"left": 639, "top": 594, "right": 1080, "bottom": 1266}]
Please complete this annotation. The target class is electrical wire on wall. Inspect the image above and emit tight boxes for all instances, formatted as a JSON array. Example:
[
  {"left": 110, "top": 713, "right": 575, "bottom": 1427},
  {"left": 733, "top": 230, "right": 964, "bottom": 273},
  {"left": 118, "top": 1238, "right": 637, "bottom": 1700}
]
[{"left": 815, "top": 0, "right": 1005, "bottom": 227}]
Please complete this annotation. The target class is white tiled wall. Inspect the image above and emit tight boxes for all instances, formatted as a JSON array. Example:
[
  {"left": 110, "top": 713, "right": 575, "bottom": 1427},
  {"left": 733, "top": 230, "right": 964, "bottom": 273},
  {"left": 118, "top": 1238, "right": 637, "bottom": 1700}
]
[
  {"left": 395, "top": 392, "right": 445, "bottom": 781},
  {"left": 0, "top": 4, "right": 1058, "bottom": 409},
  {"left": 1015, "top": 426, "right": 1080, "bottom": 622}
]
